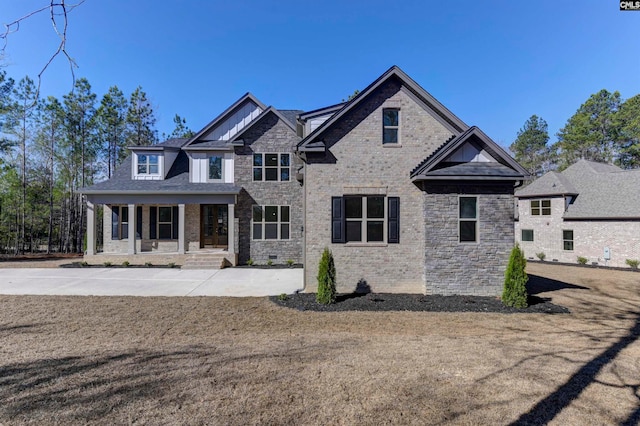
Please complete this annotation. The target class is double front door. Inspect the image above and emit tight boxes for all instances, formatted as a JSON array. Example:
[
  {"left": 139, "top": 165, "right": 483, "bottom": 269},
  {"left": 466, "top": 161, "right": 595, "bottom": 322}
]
[{"left": 201, "top": 205, "right": 228, "bottom": 248}]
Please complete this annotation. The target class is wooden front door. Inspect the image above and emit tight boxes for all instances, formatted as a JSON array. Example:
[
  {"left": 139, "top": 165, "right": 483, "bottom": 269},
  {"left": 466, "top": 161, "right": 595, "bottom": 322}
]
[{"left": 201, "top": 205, "right": 228, "bottom": 248}]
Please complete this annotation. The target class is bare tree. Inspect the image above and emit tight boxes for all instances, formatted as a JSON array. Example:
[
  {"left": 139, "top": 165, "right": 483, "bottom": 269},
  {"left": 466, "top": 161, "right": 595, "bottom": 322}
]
[{"left": 1, "top": 1, "right": 86, "bottom": 99}]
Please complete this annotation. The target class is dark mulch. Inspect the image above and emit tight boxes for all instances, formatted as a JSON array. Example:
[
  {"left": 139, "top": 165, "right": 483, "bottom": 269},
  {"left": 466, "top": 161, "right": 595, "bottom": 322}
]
[{"left": 271, "top": 292, "right": 568, "bottom": 313}]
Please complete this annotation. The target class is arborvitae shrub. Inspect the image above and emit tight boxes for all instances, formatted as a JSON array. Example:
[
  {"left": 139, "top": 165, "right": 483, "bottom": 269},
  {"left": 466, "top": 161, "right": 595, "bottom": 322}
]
[
  {"left": 316, "top": 248, "right": 336, "bottom": 304},
  {"left": 502, "top": 244, "right": 528, "bottom": 308}
]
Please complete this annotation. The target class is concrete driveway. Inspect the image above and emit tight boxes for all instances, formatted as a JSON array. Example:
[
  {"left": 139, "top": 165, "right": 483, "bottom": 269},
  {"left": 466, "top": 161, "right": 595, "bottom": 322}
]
[{"left": 0, "top": 267, "right": 304, "bottom": 297}]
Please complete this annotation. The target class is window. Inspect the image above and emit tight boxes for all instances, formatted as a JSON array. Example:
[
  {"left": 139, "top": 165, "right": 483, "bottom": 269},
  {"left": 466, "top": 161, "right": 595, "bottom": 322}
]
[
  {"left": 459, "top": 197, "right": 478, "bottom": 243},
  {"left": 531, "top": 199, "right": 551, "bottom": 216},
  {"left": 521, "top": 229, "right": 534, "bottom": 242},
  {"left": 253, "top": 153, "right": 290, "bottom": 181},
  {"left": 208, "top": 155, "right": 223, "bottom": 180},
  {"left": 382, "top": 108, "right": 399, "bottom": 144},
  {"left": 137, "top": 154, "right": 159, "bottom": 175},
  {"left": 252, "top": 205, "right": 290, "bottom": 240},
  {"left": 149, "top": 206, "right": 178, "bottom": 240},
  {"left": 331, "top": 196, "right": 399, "bottom": 244},
  {"left": 563, "top": 230, "right": 574, "bottom": 251},
  {"left": 111, "top": 206, "right": 142, "bottom": 240}
]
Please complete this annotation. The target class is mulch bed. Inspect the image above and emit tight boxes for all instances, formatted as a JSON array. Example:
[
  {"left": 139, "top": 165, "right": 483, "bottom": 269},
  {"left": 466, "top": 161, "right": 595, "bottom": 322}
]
[{"left": 271, "top": 292, "right": 569, "bottom": 313}]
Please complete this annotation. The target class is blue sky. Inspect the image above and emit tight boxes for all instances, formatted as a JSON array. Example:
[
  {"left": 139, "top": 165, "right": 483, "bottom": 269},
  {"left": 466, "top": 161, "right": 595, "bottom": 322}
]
[{"left": 1, "top": 0, "right": 639, "bottom": 148}]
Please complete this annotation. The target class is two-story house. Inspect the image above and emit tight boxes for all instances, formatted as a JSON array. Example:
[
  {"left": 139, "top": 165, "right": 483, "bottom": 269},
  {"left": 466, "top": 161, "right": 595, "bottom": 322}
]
[
  {"left": 515, "top": 159, "right": 640, "bottom": 267},
  {"left": 81, "top": 66, "right": 529, "bottom": 295}
]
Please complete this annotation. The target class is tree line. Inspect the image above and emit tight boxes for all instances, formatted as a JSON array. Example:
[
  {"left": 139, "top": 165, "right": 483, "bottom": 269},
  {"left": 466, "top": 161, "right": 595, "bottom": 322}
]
[
  {"left": 510, "top": 89, "right": 640, "bottom": 176},
  {"left": 0, "top": 70, "right": 193, "bottom": 255}
]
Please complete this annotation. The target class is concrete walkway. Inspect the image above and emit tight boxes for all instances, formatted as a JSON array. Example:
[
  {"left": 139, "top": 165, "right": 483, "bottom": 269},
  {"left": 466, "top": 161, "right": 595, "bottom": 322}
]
[{"left": 0, "top": 267, "right": 304, "bottom": 297}]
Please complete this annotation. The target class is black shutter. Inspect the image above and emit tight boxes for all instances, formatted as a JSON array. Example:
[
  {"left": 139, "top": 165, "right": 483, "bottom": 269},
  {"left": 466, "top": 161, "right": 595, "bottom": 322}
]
[
  {"left": 331, "top": 197, "right": 345, "bottom": 243},
  {"left": 172, "top": 206, "right": 179, "bottom": 240},
  {"left": 150, "top": 206, "right": 157, "bottom": 239},
  {"left": 111, "top": 206, "right": 119, "bottom": 240},
  {"left": 136, "top": 206, "right": 142, "bottom": 239},
  {"left": 388, "top": 197, "right": 400, "bottom": 244}
]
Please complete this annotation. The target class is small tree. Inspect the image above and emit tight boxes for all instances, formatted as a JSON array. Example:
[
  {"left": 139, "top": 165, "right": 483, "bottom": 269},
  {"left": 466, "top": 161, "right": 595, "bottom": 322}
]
[
  {"left": 502, "top": 244, "right": 528, "bottom": 308},
  {"left": 316, "top": 248, "right": 336, "bottom": 304}
]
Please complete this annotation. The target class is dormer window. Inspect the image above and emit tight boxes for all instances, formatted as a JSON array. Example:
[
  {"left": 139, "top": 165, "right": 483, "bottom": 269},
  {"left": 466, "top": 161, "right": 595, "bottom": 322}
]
[
  {"left": 138, "top": 154, "right": 159, "bottom": 175},
  {"left": 383, "top": 108, "right": 399, "bottom": 144}
]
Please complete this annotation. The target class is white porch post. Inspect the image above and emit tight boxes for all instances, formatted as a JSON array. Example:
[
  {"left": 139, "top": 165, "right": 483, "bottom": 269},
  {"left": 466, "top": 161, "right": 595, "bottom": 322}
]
[
  {"left": 86, "top": 199, "right": 96, "bottom": 255},
  {"left": 178, "top": 203, "right": 185, "bottom": 254},
  {"left": 128, "top": 203, "right": 136, "bottom": 255},
  {"left": 227, "top": 203, "right": 235, "bottom": 255}
]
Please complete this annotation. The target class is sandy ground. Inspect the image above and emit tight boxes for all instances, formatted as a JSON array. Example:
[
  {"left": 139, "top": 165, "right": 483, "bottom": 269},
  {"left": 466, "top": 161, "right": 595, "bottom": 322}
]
[{"left": 0, "top": 262, "right": 639, "bottom": 425}]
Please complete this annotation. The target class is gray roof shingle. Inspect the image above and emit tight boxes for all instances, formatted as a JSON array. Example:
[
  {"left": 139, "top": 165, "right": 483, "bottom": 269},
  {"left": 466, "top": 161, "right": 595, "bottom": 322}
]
[{"left": 516, "top": 159, "right": 640, "bottom": 219}]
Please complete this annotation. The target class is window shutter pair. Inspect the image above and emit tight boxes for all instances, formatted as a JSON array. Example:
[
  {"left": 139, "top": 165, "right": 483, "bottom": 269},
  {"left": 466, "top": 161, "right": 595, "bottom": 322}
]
[{"left": 331, "top": 196, "right": 399, "bottom": 243}]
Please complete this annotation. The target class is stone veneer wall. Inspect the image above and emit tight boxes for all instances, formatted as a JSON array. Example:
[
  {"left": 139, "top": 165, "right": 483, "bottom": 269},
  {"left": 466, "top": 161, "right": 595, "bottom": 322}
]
[
  {"left": 304, "top": 78, "right": 455, "bottom": 293},
  {"left": 516, "top": 197, "right": 640, "bottom": 267},
  {"left": 423, "top": 184, "right": 515, "bottom": 296},
  {"left": 234, "top": 113, "right": 304, "bottom": 265}
]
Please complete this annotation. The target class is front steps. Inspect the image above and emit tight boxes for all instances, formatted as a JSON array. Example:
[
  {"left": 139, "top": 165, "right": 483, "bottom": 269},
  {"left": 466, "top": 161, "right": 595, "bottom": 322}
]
[{"left": 181, "top": 253, "right": 229, "bottom": 269}]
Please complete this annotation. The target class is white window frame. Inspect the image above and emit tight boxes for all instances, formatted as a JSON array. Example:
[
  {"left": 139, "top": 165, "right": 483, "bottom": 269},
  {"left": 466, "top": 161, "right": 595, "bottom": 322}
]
[
  {"left": 137, "top": 153, "right": 160, "bottom": 175},
  {"left": 253, "top": 153, "right": 290, "bottom": 182},
  {"left": 207, "top": 155, "right": 224, "bottom": 182},
  {"left": 344, "top": 195, "right": 387, "bottom": 243},
  {"left": 459, "top": 196, "right": 478, "bottom": 243},
  {"left": 382, "top": 108, "right": 400, "bottom": 144},
  {"left": 252, "top": 205, "right": 290, "bottom": 240},
  {"left": 531, "top": 199, "right": 551, "bottom": 216}
]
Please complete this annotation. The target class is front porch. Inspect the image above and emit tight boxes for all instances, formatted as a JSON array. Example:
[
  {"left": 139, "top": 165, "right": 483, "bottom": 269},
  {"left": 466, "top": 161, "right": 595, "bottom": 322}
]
[{"left": 82, "top": 249, "right": 236, "bottom": 269}]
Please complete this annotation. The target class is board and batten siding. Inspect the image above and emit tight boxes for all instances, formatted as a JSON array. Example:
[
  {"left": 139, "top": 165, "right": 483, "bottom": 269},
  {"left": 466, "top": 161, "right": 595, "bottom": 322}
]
[
  {"left": 202, "top": 101, "right": 263, "bottom": 141},
  {"left": 305, "top": 113, "right": 334, "bottom": 136},
  {"left": 189, "top": 152, "right": 234, "bottom": 183}
]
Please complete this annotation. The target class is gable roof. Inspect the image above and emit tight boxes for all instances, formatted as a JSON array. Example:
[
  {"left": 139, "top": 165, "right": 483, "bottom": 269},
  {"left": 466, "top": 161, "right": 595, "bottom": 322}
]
[
  {"left": 227, "top": 106, "right": 298, "bottom": 144},
  {"left": 185, "top": 93, "right": 266, "bottom": 146},
  {"left": 298, "top": 102, "right": 346, "bottom": 121},
  {"left": 410, "top": 126, "right": 530, "bottom": 181},
  {"left": 297, "top": 65, "right": 469, "bottom": 152},
  {"left": 516, "top": 159, "right": 640, "bottom": 219}
]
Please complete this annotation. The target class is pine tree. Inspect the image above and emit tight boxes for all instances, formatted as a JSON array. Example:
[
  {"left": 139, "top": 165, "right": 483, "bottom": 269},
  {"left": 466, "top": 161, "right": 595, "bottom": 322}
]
[
  {"left": 316, "top": 248, "right": 337, "bottom": 304},
  {"left": 96, "top": 86, "right": 128, "bottom": 177},
  {"left": 509, "top": 115, "right": 550, "bottom": 176},
  {"left": 125, "top": 86, "right": 157, "bottom": 147},
  {"left": 502, "top": 244, "right": 529, "bottom": 308},
  {"left": 616, "top": 94, "right": 640, "bottom": 169}
]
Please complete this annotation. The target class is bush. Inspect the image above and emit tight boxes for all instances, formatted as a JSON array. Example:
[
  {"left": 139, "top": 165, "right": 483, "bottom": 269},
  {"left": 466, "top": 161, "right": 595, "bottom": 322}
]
[
  {"left": 103, "top": 261, "right": 112, "bottom": 267},
  {"left": 122, "top": 261, "right": 130, "bottom": 267},
  {"left": 267, "top": 259, "right": 273, "bottom": 266},
  {"left": 502, "top": 244, "right": 528, "bottom": 308},
  {"left": 316, "top": 248, "right": 336, "bottom": 305},
  {"left": 246, "top": 258, "right": 254, "bottom": 266},
  {"left": 168, "top": 262, "right": 176, "bottom": 268},
  {"left": 577, "top": 256, "right": 588, "bottom": 265},
  {"left": 277, "top": 293, "right": 289, "bottom": 301},
  {"left": 626, "top": 259, "right": 639, "bottom": 269},
  {"left": 536, "top": 252, "right": 546, "bottom": 261},
  {"left": 286, "top": 259, "right": 295, "bottom": 267},
  {"left": 145, "top": 262, "right": 153, "bottom": 268}
]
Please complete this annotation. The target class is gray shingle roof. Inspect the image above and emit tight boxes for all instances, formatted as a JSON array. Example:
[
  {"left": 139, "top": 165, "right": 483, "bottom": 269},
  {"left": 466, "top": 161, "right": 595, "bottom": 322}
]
[
  {"left": 80, "top": 152, "right": 241, "bottom": 195},
  {"left": 516, "top": 159, "right": 640, "bottom": 219},
  {"left": 515, "top": 172, "right": 577, "bottom": 197},
  {"left": 278, "top": 109, "right": 304, "bottom": 127}
]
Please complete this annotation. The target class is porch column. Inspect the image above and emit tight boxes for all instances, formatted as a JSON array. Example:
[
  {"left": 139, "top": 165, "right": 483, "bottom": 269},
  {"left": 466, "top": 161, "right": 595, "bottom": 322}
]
[
  {"left": 128, "top": 203, "right": 136, "bottom": 255},
  {"left": 86, "top": 199, "right": 96, "bottom": 256},
  {"left": 178, "top": 203, "right": 185, "bottom": 254},
  {"left": 227, "top": 203, "right": 235, "bottom": 254}
]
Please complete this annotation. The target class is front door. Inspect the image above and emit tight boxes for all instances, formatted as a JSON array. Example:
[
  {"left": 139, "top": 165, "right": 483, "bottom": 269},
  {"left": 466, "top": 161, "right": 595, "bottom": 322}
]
[{"left": 201, "top": 205, "right": 228, "bottom": 248}]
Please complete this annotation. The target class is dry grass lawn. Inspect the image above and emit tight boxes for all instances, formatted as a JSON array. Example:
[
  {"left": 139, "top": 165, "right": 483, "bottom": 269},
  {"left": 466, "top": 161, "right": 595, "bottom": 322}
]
[{"left": 1, "top": 263, "right": 639, "bottom": 425}]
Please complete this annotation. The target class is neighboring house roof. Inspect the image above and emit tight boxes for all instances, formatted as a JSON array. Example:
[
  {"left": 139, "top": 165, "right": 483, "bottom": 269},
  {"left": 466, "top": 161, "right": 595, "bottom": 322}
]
[
  {"left": 514, "top": 171, "right": 578, "bottom": 197},
  {"left": 298, "top": 102, "right": 346, "bottom": 121},
  {"left": 80, "top": 152, "right": 241, "bottom": 195},
  {"left": 278, "top": 109, "right": 304, "bottom": 128},
  {"left": 184, "top": 92, "right": 267, "bottom": 146},
  {"left": 128, "top": 138, "right": 189, "bottom": 152},
  {"left": 411, "top": 126, "right": 530, "bottom": 181},
  {"left": 516, "top": 159, "right": 640, "bottom": 219},
  {"left": 297, "top": 65, "right": 469, "bottom": 152}
]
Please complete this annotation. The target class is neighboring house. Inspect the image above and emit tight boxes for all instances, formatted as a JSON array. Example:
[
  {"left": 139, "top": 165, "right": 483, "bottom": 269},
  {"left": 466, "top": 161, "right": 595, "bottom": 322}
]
[
  {"left": 81, "top": 66, "right": 529, "bottom": 295},
  {"left": 515, "top": 159, "right": 640, "bottom": 267}
]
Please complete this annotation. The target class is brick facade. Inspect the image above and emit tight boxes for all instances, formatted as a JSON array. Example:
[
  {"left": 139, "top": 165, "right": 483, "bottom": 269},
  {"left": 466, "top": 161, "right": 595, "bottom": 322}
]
[
  {"left": 303, "top": 80, "right": 457, "bottom": 293},
  {"left": 234, "top": 113, "right": 304, "bottom": 265},
  {"left": 516, "top": 197, "right": 640, "bottom": 267}
]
